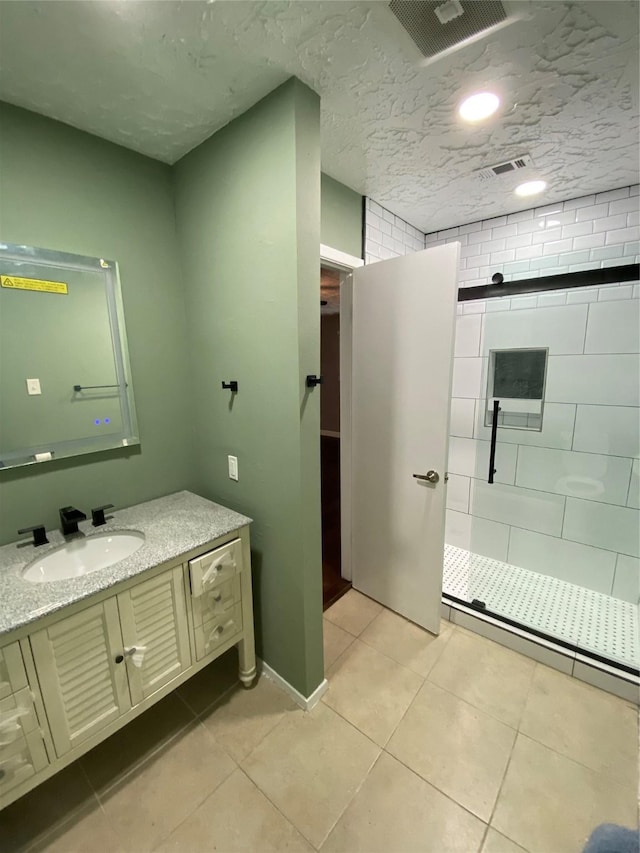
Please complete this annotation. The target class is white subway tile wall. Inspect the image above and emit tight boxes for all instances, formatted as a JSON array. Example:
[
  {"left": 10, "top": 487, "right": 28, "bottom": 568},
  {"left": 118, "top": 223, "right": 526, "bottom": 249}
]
[
  {"left": 365, "top": 198, "right": 426, "bottom": 263},
  {"left": 448, "top": 281, "right": 639, "bottom": 603},
  {"left": 420, "top": 185, "right": 639, "bottom": 287},
  {"left": 440, "top": 186, "right": 639, "bottom": 605}
]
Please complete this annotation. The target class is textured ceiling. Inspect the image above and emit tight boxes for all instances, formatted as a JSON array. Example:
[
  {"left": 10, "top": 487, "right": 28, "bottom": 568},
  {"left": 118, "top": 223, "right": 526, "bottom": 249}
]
[{"left": 0, "top": 1, "right": 638, "bottom": 232}]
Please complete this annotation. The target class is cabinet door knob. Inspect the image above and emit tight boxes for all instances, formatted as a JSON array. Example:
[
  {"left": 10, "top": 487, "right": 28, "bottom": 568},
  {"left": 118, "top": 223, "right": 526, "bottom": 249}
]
[
  {"left": 125, "top": 647, "right": 137, "bottom": 657},
  {"left": 114, "top": 654, "right": 124, "bottom": 664}
]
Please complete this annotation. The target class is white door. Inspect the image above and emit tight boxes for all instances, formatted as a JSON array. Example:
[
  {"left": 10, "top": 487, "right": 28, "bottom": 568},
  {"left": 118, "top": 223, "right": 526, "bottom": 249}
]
[{"left": 351, "top": 244, "right": 460, "bottom": 633}]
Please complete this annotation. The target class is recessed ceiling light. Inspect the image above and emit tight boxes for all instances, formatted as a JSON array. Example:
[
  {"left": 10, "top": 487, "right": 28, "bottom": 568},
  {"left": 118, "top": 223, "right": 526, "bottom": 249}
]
[
  {"left": 458, "top": 92, "right": 500, "bottom": 123},
  {"left": 515, "top": 180, "right": 547, "bottom": 197}
]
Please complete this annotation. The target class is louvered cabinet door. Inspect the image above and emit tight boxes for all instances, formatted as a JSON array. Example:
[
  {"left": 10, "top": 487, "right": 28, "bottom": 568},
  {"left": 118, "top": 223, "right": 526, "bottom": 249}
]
[
  {"left": 117, "top": 567, "right": 191, "bottom": 706},
  {"left": 30, "top": 600, "right": 131, "bottom": 758}
]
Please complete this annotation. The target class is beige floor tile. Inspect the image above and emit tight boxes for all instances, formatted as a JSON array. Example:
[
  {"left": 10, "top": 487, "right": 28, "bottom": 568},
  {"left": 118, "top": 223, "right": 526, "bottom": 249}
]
[
  {"left": 387, "top": 681, "right": 516, "bottom": 820},
  {"left": 323, "top": 589, "right": 382, "bottom": 636},
  {"left": 323, "top": 618, "right": 354, "bottom": 670},
  {"left": 520, "top": 664, "right": 639, "bottom": 788},
  {"left": 360, "top": 608, "right": 454, "bottom": 676},
  {"left": 0, "top": 764, "right": 95, "bottom": 853},
  {"left": 156, "top": 768, "right": 313, "bottom": 852},
  {"left": 176, "top": 647, "right": 240, "bottom": 714},
  {"left": 322, "top": 752, "right": 486, "bottom": 853},
  {"left": 429, "top": 629, "right": 535, "bottom": 727},
  {"left": 35, "top": 804, "right": 124, "bottom": 853},
  {"left": 492, "top": 734, "right": 638, "bottom": 853},
  {"left": 481, "top": 828, "right": 528, "bottom": 853},
  {"left": 242, "top": 701, "right": 380, "bottom": 848},
  {"left": 96, "top": 721, "right": 236, "bottom": 853},
  {"left": 200, "top": 674, "right": 297, "bottom": 762},
  {"left": 323, "top": 639, "right": 423, "bottom": 746}
]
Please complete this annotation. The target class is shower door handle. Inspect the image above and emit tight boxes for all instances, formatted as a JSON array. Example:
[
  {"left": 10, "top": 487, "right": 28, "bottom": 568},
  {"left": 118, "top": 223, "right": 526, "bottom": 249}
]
[{"left": 488, "top": 400, "right": 500, "bottom": 484}]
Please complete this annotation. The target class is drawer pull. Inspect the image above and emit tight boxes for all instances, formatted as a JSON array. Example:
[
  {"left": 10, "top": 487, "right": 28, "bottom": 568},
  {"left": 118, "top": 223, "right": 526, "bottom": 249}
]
[
  {"left": 0, "top": 754, "right": 29, "bottom": 781},
  {"left": 202, "top": 555, "right": 235, "bottom": 587},
  {"left": 0, "top": 723, "right": 21, "bottom": 747},
  {"left": 0, "top": 706, "right": 30, "bottom": 747},
  {"left": 206, "top": 624, "right": 226, "bottom": 649},
  {"left": 212, "top": 592, "right": 222, "bottom": 603}
]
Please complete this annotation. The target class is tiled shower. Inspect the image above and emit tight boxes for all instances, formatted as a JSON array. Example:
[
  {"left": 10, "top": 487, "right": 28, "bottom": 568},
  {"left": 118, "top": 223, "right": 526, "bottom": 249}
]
[
  {"left": 429, "top": 185, "right": 639, "bottom": 672},
  {"left": 444, "top": 278, "right": 639, "bottom": 670},
  {"left": 365, "top": 185, "right": 639, "bottom": 674}
]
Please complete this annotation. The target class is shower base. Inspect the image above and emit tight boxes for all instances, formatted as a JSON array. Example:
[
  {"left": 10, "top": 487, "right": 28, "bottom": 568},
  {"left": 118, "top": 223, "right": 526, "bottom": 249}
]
[{"left": 443, "top": 545, "right": 639, "bottom": 672}]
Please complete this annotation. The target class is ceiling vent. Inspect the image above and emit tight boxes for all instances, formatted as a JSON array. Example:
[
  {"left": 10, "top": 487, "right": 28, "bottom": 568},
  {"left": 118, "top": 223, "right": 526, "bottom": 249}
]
[
  {"left": 475, "top": 155, "right": 534, "bottom": 180},
  {"left": 389, "top": 0, "right": 509, "bottom": 61}
]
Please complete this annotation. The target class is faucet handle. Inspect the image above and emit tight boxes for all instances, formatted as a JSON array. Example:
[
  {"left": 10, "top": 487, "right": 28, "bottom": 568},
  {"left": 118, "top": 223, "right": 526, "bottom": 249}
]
[
  {"left": 91, "top": 504, "right": 114, "bottom": 527},
  {"left": 18, "top": 525, "right": 49, "bottom": 547}
]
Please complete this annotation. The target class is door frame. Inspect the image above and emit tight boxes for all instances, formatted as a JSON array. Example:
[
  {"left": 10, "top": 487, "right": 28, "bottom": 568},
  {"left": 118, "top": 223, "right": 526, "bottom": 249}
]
[{"left": 320, "top": 244, "right": 363, "bottom": 582}]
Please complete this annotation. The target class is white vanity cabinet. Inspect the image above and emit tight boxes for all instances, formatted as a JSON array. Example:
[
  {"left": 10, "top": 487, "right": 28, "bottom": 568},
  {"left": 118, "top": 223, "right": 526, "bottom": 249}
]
[
  {"left": 0, "top": 522, "right": 256, "bottom": 810},
  {"left": 189, "top": 538, "right": 244, "bottom": 661},
  {"left": 116, "top": 566, "right": 191, "bottom": 706},
  {"left": 30, "top": 599, "right": 132, "bottom": 757},
  {"left": 0, "top": 644, "right": 50, "bottom": 798},
  {"left": 30, "top": 565, "right": 191, "bottom": 758}
]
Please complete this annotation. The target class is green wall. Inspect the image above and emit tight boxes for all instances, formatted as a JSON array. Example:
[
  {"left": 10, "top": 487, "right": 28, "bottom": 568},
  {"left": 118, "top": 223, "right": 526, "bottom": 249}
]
[
  {"left": 0, "top": 104, "right": 195, "bottom": 543},
  {"left": 173, "top": 79, "right": 324, "bottom": 697},
  {"left": 321, "top": 173, "right": 362, "bottom": 258}
]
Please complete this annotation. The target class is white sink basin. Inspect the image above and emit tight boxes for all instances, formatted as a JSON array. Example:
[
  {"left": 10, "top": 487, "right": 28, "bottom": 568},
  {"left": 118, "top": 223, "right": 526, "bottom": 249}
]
[{"left": 22, "top": 531, "right": 145, "bottom": 583}]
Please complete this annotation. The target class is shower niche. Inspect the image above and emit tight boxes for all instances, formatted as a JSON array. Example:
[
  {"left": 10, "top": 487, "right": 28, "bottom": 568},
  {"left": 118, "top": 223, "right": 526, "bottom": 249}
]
[{"left": 484, "top": 347, "right": 548, "bottom": 431}]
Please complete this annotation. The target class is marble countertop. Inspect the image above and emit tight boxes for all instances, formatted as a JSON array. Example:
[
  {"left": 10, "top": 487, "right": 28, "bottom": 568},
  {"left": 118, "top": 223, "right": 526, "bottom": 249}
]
[{"left": 0, "top": 490, "right": 251, "bottom": 640}]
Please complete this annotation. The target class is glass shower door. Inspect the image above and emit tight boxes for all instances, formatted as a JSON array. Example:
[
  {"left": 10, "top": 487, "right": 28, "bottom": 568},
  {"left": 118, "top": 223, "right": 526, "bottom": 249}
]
[{"left": 449, "top": 279, "right": 639, "bottom": 673}]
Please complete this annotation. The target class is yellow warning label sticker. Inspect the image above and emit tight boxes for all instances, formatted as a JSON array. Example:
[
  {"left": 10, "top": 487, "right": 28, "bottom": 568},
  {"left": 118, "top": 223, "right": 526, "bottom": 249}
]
[{"left": 1, "top": 275, "right": 68, "bottom": 294}]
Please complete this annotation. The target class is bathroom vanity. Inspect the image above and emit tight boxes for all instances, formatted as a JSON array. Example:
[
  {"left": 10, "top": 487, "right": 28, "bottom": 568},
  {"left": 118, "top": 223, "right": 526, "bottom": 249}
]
[{"left": 0, "top": 491, "right": 255, "bottom": 810}]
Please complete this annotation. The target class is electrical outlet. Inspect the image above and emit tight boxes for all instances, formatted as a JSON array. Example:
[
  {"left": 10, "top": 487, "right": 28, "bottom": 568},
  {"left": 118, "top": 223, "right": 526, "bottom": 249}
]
[
  {"left": 26, "top": 378, "right": 41, "bottom": 395},
  {"left": 228, "top": 455, "right": 238, "bottom": 481}
]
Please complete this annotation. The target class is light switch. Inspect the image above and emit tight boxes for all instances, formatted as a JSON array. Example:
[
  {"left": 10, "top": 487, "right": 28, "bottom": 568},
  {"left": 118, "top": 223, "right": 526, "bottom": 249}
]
[
  {"left": 228, "top": 455, "right": 238, "bottom": 481},
  {"left": 26, "top": 378, "right": 41, "bottom": 395}
]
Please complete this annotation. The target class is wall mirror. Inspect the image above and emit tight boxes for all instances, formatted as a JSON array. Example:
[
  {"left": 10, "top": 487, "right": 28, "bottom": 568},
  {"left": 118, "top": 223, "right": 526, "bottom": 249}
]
[{"left": 0, "top": 243, "right": 139, "bottom": 469}]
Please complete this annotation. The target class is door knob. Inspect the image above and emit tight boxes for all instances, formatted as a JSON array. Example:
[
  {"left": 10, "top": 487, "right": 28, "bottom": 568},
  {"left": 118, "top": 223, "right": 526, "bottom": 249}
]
[{"left": 413, "top": 470, "right": 439, "bottom": 484}]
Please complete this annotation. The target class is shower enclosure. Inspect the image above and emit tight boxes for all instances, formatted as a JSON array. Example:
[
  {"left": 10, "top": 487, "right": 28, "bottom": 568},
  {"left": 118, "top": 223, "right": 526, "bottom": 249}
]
[{"left": 443, "top": 266, "right": 640, "bottom": 675}]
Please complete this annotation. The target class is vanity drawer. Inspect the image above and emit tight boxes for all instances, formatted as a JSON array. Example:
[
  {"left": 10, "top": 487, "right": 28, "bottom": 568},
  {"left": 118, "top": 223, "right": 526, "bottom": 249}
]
[
  {"left": 191, "top": 576, "right": 241, "bottom": 628},
  {"left": 0, "top": 730, "right": 49, "bottom": 798},
  {"left": 0, "top": 643, "right": 28, "bottom": 700},
  {"left": 0, "top": 688, "right": 40, "bottom": 742},
  {"left": 189, "top": 539, "right": 242, "bottom": 597},
  {"left": 194, "top": 604, "right": 243, "bottom": 661}
]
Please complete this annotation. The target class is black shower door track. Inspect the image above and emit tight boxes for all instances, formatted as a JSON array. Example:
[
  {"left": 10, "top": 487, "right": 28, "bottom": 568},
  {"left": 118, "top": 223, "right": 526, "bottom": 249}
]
[
  {"left": 458, "top": 262, "right": 639, "bottom": 302},
  {"left": 443, "top": 592, "right": 640, "bottom": 679}
]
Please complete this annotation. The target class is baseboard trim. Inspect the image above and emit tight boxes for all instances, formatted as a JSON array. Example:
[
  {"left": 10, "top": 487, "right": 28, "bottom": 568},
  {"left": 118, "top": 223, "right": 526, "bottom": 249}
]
[{"left": 258, "top": 658, "right": 328, "bottom": 711}]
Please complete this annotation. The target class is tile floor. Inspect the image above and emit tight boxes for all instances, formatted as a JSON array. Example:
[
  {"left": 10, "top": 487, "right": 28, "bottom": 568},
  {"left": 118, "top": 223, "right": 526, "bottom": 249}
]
[{"left": 1, "top": 589, "right": 638, "bottom": 853}]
